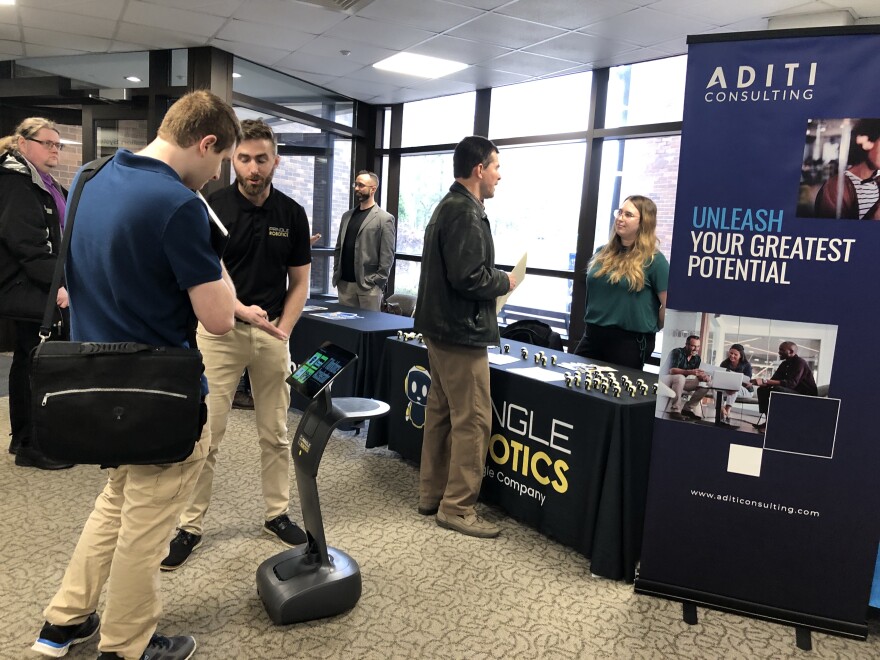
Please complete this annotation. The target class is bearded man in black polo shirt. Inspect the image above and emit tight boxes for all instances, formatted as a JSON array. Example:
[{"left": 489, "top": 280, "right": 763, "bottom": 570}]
[{"left": 162, "top": 119, "right": 312, "bottom": 571}]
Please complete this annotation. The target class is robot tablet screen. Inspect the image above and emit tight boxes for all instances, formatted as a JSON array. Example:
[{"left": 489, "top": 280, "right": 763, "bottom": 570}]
[{"left": 287, "top": 342, "right": 357, "bottom": 399}]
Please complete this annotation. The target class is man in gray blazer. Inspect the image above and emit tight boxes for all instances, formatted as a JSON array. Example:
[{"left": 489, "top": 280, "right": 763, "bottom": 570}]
[{"left": 332, "top": 170, "right": 396, "bottom": 310}]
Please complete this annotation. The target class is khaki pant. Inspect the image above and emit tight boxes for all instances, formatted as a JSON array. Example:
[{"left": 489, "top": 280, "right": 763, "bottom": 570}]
[
  {"left": 179, "top": 321, "right": 292, "bottom": 534},
  {"left": 337, "top": 280, "right": 382, "bottom": 311},
  {"left": 661, "top": 374, "right": 702, "bottom": 412},
  {"left": 419, "top": 338, "right": 492, "bottom": 517},
  {"left": 43, "top": 435, "right": 209, "bottom": 659}
]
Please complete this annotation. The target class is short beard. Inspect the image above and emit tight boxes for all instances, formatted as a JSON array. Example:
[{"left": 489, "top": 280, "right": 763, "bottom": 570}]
[{"left": 237, "top": 170, "right": 274, "bottom": 197}]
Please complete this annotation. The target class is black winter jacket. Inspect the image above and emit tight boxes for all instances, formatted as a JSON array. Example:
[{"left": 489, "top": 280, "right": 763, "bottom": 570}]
[
  {"left": 414, "top": 182, "right": 510, "bottom": 347},
  {"left": 0, "top": 151, "right": 65, "bottom": 321}
]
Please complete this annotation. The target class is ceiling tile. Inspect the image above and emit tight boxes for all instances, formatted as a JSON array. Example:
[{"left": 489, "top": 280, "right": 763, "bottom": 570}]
[
  {"left": 295, "top": 34, "right": 397, "bottom": 66},
  {"left": 108, "top": 41, "right": 153, "bottom": 52},
  {"left": 20, "top": 7, "right": 118, "bottom": 40},
  {"left": 122, "top": 0, "right": 227, "bottom": 37},
  {"left": 446, "top": 13, "right": 566, "bottom": 49},
  {"left": 580, "top": 7, "right": 716, "bottom": 47},
  {"left": 274, "top": 50, "right": 365, "bottom": 77},
  {"left": 650, "top": 0, "right": 808, "bottom": 27},
  {"left": 22, "top": 44, "right": 89, "bottom": 57},
  {"left": 231, "top": 0, "right": 346, "bottom": 32},
  {"left": 0, "top": 24, "right": 18, "bottom": 41},
  {"left": 216, "top": 19, "right": 315, "bottom": 51},
  {"left": 141, "top": 0, "right": 243, "bottom": 18},
  {"left": 487, "top": 51, "right": 580, "bottom": 77},
  {"left": 826, "top": 0, "right": 880, "bottom": 16},
  {"left": 497, "top": 0, "right": 640, "bottom": 30},
  {"left": 525, "top": 32, "right": 637, "bottom": 64},
  {"left": 444, "top": 64, "right": 530, "bottom": 87},
  {"left": 589, "top": 47, "right": 677, "bottom": 69},
  {"left": 406, "top": 77, "right": 475, "bottom": 97},
  {"left": 322, "top": 15, "right": 437, "bottom": 50},
  {"left": 444, "top": 0, "right": 509, "bottom": 9},
  {"left": 343, "top": 63, "right": 426, "bottom": 86},
  {"left": 0, "top": 40, "right": 24, "bottom": 57},
  {"left": 209, "top": 38, "right": 291, "bottom": 66},
  {"left": 16, "top": 0, "right": 127, "bottom": 21},
  {"left": 113, "top": 22, "right": 204, "bottom": 49},
  {"left": 410, "top": 35, "right": 511, "bottom": 65},
  {"left": 357, "top": 0, "right": 483, "bottom": 32},
  {"left": 323, "top": 75, "right": 401, "bottom": 101},
  {"left": 22, "top": 28, "right": 111, "bottom": 52}
]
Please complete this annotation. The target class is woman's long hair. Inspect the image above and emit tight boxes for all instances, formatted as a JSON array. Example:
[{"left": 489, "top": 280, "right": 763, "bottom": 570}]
[{"left": 589, "top": 195, "right": 659, "bottom": 292}]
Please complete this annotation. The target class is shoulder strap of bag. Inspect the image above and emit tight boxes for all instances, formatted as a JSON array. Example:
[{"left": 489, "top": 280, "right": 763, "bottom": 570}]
[{"left": 39, "top": 155, "right": 114, "bottom": 340}]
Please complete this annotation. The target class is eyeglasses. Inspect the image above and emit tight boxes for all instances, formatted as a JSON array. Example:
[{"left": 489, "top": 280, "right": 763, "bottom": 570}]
[
  {"left": 614, "top": 209, "right": 639, "bottom": 220},
  {"left": 353, "top": 182, "right": 374, "bottom": 189},
  {"left": 27, "top": 138, "right": 64, "bottom": 151}
]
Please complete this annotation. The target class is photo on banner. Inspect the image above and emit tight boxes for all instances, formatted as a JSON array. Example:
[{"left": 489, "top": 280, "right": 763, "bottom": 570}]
[
  {"left": 655, "top": 310, "right": 837, "bottom": 437},
  {"left": 799, "top": 117, "right": 880, "bottom": 220}
]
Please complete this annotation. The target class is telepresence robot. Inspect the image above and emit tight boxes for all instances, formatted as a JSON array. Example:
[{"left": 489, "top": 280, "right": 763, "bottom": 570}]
[{"left": 256, "top": 342, "right": 389, "bottom": 625}]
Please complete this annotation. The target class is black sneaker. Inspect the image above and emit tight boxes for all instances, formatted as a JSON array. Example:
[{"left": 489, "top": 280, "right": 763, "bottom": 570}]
[
  {"left": 231, "top": 391, "right": 254, "bottom": 409},
  {"left": 32, "top": 611, "right": 99, "bottom": 657},
  {"left": 263, "top": 514, "right": 307, "bottom": 546},
  {"left": 96, "top": 634, "right": 196, "bottom": 660},
  {"left": 160, "top": 529, "right": 202, "bottom": 572},
  {"left": 680, "top": 409, "right": 701, "bottom": 420}
]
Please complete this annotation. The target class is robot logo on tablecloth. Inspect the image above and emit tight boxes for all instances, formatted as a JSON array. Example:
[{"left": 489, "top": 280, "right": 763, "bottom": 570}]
[{"left": 404, "top": 365, "right": 431, "bottom": 429}]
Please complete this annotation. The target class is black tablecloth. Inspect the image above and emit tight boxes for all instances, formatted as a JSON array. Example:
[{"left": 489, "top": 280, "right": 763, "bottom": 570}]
[
  {"left": 289, "top": 301, "right": 414, "bottom": 400},
  {"left": 366, "top": 337, "right": 656, "bottom": 581}
]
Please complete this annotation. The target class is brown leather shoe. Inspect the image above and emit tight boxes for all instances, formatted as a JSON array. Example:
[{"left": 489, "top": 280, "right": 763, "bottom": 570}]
[{"left": 436, "top": 510, "right": 500, "bottom": 538}]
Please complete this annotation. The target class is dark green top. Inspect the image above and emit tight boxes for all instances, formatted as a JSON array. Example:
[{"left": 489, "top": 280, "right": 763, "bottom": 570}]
[{"left": 584, "top": 251, "right": 669, "bottom": 333}]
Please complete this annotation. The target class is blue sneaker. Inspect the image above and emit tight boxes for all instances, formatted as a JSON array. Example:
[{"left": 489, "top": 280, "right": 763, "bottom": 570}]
[{"left": 32, "top": 612, "right": 99, "bottom": 657}]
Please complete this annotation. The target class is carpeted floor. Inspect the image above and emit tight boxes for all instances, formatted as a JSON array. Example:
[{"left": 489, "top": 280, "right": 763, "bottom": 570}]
[{"left": 2, "top": 398, "right": 879, "bottom": 659}]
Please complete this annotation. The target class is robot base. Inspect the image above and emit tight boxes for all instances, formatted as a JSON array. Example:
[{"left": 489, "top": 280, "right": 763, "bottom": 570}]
[{"left": 256, "top": 545, "right": 362, "bottom": 625}]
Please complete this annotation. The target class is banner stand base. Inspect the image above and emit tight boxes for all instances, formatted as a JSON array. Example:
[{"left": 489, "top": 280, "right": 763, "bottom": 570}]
[
  {"left": 796, "top": 627, "right": 812, "bottom": 651},
  {"left": 635, "top": 578, "right": 867, "bottom": 646}
]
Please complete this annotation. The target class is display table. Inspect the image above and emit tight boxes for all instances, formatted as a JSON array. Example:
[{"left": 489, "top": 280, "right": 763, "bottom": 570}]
[
  {"left": 366, "top": 337, "right": 656, "bottom": 581},
  {"left": 289, "top": 300, "right": 414, "bottom": 400}
]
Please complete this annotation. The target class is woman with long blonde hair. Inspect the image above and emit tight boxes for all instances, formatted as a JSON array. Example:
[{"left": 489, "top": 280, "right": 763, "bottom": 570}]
[{"left": 573, "top": 195, "right": 668, "bottom": 369}]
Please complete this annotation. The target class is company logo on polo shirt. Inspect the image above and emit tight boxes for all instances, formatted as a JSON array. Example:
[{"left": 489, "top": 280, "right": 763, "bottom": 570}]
[
  {"left": 268, "top": 226, "right": 289, "bottom": 237},
  {"left": 704, "top": 61, "right": 817, "bottom": 104}
]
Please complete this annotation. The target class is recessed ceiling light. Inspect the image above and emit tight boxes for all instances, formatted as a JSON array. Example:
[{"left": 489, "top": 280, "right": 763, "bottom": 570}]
[
  {"left": 232, "top": 72, "right": 242, "bottom": 78},
  {"left": 373, "top": 52, "right": 467, "bottom": 79},
  {"left": 125, "top": 75, "right": 141, "bottom": 83},
  {"left": 0, "top": 0, "right": 16, "bottom": 6}
]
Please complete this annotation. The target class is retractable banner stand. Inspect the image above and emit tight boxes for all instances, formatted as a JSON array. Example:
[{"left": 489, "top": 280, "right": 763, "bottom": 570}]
[{"left": 635, "top": 27, "right": 880, "bottom": 642}]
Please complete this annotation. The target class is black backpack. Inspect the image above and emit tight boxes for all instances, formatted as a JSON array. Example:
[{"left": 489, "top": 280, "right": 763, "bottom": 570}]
[{"left": 500, "top": 319, "right": 564, "bottom": 350}]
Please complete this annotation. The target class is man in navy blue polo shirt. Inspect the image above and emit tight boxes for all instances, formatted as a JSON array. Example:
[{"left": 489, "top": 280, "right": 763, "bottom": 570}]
[{"left": 163, "top": 119, "right": 312, "bottom": 571}]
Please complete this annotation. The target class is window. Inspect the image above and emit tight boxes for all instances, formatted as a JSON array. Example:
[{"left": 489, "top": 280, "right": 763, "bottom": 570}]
[
  {"left": 401, "top": 93, "right": 475, "bottom": 147},
  {"left": 489, "top": 72, "right": 592, "bottom": 139},
  {"left": 397, "top": 152, "right": 455, "bottom": 256},
  {"left": 393, "top": 259, "right": 421, "bottom": 297},
  {"left": 594, "top": 135, "right": 682, "bottom": 357},
  {"left": 595, "top": 136, "right": 681, "bottom": 262},
  {"left": 605, "top": 56, "right": 687, "bottom": 128},
  {"left": 488, "top": 141, "right": 585, "bottom": 271}
]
